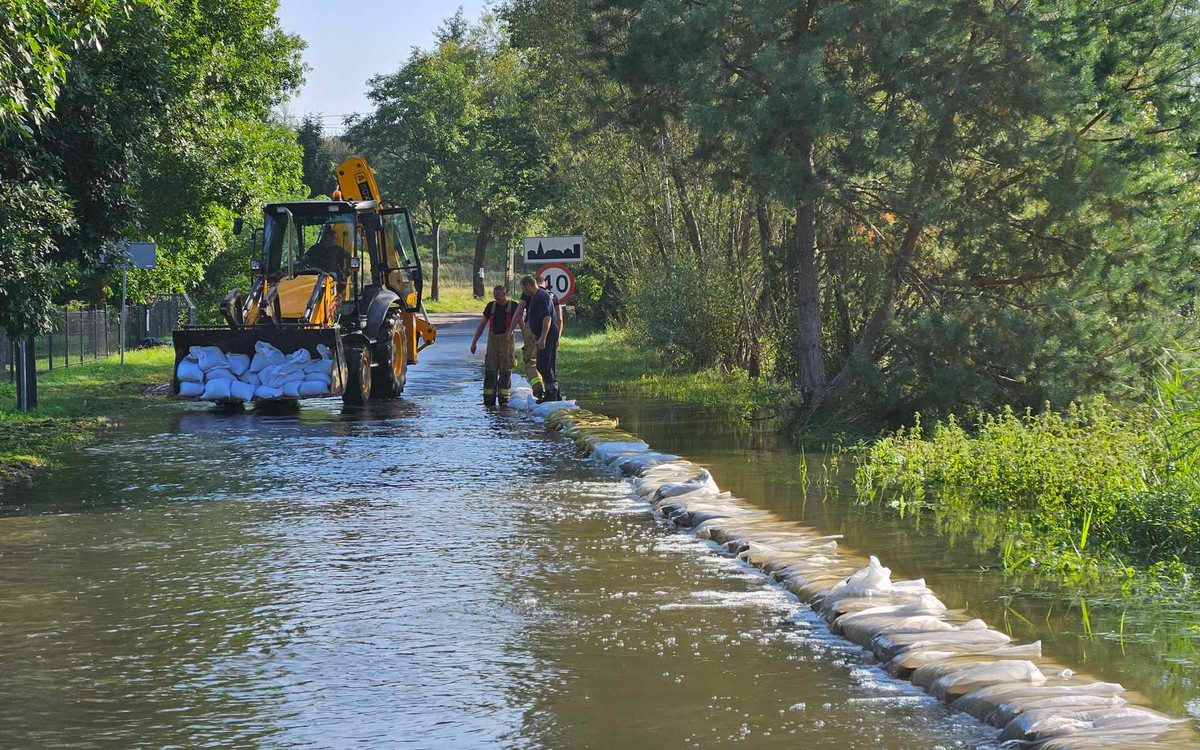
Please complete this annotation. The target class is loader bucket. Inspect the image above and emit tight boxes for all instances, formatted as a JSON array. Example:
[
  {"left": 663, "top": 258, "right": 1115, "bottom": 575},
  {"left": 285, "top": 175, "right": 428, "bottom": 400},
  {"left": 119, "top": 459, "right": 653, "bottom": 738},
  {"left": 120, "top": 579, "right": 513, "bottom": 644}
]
[{"left": 171, "top": 325, "right": 346, "bottom": 400}]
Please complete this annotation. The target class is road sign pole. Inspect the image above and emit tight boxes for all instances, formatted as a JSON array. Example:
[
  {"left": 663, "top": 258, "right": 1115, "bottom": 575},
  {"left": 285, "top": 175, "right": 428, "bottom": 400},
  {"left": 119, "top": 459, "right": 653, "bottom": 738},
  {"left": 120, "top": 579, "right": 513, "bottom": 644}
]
[{"left": 120, "top": 264, "right": 127, "bottom": 365}]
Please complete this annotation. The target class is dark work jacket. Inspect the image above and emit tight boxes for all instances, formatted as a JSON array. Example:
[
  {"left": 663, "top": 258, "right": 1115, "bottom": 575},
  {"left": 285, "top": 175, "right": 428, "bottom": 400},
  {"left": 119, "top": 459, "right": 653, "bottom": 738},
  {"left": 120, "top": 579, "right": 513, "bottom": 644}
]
[{"left": 527, "top": 288, "right": 559, "bottom": 338}]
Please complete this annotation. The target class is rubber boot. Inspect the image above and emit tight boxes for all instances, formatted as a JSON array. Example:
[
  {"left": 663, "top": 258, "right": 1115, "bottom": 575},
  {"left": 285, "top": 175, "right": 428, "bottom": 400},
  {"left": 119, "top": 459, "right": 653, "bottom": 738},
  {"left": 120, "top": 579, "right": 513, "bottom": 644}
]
[{"left": 545, "top": 385, "right": 560, "bottom": 402}]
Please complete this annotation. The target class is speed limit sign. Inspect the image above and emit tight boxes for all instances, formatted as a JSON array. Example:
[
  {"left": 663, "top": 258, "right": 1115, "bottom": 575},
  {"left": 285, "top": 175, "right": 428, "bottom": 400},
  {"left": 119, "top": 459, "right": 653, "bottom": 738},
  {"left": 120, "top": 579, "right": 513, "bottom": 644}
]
[{"left": 536, "top": 263, "right": 575, "bottom": 303}]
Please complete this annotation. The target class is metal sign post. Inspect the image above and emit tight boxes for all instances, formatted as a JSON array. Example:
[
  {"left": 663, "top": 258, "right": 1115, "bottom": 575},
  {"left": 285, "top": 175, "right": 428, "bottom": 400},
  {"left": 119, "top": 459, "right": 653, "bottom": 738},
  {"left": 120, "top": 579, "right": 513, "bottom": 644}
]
[
  {"left": 120, "top": 265, "right": 127, "bottom": 365},
  {"left": 117, "top": 241, "right": 157, "bottom": 365}
]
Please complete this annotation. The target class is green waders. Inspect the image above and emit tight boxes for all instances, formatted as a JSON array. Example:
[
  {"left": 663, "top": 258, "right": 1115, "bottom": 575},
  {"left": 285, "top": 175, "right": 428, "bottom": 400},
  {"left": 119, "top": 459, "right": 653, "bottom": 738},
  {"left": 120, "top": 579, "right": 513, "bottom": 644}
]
[{"left": 484, "top": 332, "right": 514, "bottom": 406}]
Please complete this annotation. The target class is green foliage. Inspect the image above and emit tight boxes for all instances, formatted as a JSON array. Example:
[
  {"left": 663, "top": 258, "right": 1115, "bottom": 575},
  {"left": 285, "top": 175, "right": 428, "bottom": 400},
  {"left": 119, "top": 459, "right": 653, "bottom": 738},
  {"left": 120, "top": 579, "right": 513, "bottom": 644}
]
[
  {"left": 0, "top": 177, "right": 74, "bottom": 337},
  {"left": 863, "top": 386, "right": 1200, "bottom": 577},
  {"left": 558, "top": 326, "right": 776, "bottom": 417},
  {"left": 0, "top": 0, "right": 307, "bottom": 342},
  {"left": 627, "top": 260, "right": 742, "bottom": 371},
  {"left": 504, "top": 0, "right": 1200, "bottom": 426},
  {"left": 296, "top": 115, "right": 342, "bottom": 198},
  {"left": 0, "top": 0, "right": 157, "bottom": 138}
]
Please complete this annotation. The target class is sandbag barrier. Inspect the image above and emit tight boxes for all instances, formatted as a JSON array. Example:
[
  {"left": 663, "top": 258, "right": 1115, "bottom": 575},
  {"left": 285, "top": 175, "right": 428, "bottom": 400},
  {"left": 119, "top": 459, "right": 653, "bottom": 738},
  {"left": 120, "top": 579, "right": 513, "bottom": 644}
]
[
  {"left": 505, "top": 384, "right": 1197, "bottom": 749},
  {"left": 175, "top": 342, "right": 334, "bottom": 402}
]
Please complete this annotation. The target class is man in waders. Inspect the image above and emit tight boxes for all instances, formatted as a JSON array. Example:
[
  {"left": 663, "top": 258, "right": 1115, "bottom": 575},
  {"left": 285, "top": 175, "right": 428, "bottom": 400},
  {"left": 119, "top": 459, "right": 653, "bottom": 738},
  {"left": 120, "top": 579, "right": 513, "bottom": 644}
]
[
  {"left": 519, "top": 275, "right": 561, "bottom": 402},
  {"left": 470, "top": 285, "right": 519, "bottom": 406},
  {"left": 509, "top": 278, "right": 559, "bottom": 401}
]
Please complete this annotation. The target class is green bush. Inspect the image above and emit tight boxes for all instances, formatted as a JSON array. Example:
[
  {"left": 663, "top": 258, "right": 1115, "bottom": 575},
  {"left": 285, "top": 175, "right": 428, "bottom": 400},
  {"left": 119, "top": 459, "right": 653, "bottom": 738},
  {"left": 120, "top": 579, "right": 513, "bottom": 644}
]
[{"left": 626, "top": 260, "right": 741, "bottom": 370}]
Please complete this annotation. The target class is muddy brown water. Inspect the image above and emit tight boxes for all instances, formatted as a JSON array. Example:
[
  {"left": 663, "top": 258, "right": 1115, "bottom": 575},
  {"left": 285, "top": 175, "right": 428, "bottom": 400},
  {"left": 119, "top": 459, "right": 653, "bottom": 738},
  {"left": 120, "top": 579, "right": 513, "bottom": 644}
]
[{"left": 0, "top": 315, "right": 1193, "bottom": 747}]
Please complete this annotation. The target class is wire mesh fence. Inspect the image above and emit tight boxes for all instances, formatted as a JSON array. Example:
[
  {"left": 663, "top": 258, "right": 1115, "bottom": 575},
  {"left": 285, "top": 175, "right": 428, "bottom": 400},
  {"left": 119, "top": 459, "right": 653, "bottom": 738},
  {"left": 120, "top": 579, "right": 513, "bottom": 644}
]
[{"left": 1, "top": 296, "right": 190, "bottom": 381}]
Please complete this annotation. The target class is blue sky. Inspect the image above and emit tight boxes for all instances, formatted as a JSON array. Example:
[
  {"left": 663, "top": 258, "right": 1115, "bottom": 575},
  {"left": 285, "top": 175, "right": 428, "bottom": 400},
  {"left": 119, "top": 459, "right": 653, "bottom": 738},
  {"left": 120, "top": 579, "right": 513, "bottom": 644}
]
[{"left": 276, "top": 0, "right": 489, "bottom": 131}]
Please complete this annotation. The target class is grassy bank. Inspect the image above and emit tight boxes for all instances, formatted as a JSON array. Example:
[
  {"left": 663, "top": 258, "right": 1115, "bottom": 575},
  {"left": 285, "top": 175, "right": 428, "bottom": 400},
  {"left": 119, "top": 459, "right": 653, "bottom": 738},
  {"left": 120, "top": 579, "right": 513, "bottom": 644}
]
[
  {"left": 0, "top": 348, "right": 174, "bottom": 490},
  {"left": 558, "top": 325, "right": 1200, "bottom": 594},
  {"left": 855, "top": 397, "right": 1200, "bottom": 589},
  {"left": 423, "top": 284, "right": 482, "bottom": 314},
  {"left": 558, "top": 327, "right": 779, "bottom": 417}
]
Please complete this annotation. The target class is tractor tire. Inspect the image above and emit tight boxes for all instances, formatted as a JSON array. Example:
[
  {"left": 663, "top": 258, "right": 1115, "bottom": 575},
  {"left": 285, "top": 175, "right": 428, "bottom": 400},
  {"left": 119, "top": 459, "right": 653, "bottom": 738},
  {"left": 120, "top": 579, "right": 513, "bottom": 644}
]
[
  {"left": 343, "top": 344, "right": 372, "bottom": 406},
  {"left": 371, "top": 313, "right": 408, "bottom": 399}
]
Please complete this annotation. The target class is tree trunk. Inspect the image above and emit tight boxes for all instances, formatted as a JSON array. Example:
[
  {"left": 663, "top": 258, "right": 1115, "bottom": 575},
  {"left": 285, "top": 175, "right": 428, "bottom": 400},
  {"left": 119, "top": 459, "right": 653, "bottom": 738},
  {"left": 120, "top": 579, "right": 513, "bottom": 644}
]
[
  {"left": 670, "top": 165, "right": 703, "bottom": 263},
  {"left": 756, "top": 196, "right": 774, "bottom": 310},
  {"left": 795, "top": 195, "right": 825, "bottom": 402},
  {"left": 430, "top": 215, "right": 441, "bottom": 302},
  {"left": 828, "top": 220, "right": 922, "bottom": 389},
  {"left": 472, "top": 217, "right": 493, "bottom": 298}
]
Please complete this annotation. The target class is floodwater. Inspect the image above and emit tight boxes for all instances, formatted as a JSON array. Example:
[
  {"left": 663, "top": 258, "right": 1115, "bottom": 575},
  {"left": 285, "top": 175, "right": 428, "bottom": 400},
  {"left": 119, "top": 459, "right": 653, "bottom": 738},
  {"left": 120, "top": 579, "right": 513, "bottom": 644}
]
[{"left": 0, "top": 315, "right": 1187, "bottom": 748}]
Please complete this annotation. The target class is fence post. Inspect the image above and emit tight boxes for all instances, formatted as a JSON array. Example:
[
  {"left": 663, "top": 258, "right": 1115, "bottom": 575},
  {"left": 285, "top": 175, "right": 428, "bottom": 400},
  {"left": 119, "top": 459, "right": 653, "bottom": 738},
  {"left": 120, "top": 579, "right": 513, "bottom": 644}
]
[
  {"left": 104, "top": 306, "right": 109, "bottom": 358},
  {"left": 15, "top": 340, "right": 26, "bottom": 411},
  {"left": 47, "top": 320, "right": 53, "bottom": 370},
  {"left": 25, "top": 336, "right": 37, "bottom": 408},
  {"left": 79, "top": 310, "right": 84, "bottom": 365},
  {"left": 63, "top": 306, "right": 69, "bottom": 368}
]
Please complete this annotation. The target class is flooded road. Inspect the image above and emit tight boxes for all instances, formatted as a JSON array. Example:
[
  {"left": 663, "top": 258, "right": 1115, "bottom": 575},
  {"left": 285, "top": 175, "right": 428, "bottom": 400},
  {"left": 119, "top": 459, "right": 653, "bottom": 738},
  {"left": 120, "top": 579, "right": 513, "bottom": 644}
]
[{"left": 0, "top": 317, "right": 1053, "bottom": 747}]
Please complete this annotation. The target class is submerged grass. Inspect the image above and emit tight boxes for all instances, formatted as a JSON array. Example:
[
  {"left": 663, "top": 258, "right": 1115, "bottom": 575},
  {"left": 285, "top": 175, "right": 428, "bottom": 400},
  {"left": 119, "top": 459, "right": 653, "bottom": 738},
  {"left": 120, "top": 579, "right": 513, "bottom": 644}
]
[
  {"left": 0, "top": 347, "right": 175, "bottom": 491},
  {"left": 860, "top": 397, "right": 1200, "bottom": 589}
]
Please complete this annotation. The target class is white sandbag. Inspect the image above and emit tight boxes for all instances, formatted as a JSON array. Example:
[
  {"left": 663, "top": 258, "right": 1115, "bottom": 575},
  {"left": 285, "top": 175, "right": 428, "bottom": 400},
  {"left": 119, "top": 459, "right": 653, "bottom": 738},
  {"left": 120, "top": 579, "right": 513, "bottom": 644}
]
[
  {"left": 226, "top": 353, "right": 251, "bottom": 376},
  {"left": 282, "top": 381, "right": 302, "bottom": 398},
  {"left": 952, "top": 682, "right": 1126, "bottom": 722},
  {"left": 1001, "top": 707, "right": 1175, "bottom": 742},
  {"left": 189, "top": 345, "right": 228, "bottom": 371},
  {"left": 287, "top": 348, "right": 312, "bottom": 365},
  {"left": 929, "top": 660, "right": 1044, "bottom": 701},
  {"left": 889, "top": 641, "right": 1042, "bottom": 677},
  {"left": 303, "top": 358, "right": 334, "bottom": 376},
  {"left": 992, "top": 695, "right": 1131, "bottom": 729},
  {"left": 304, "top": 371, "right": 332, "bottom": 387},
  {"left": 177, "top": 381, "right": 204, "bottom": 398},
  {"left": 201, "top": 378, "right": 233, "bottom": 401},
  {"left": 239, "top": 371, "right": 261, "bottom": 387},
  {"left": 298, "top": 380, "right": 330, "bottom": 397},
  {"left": 592, "top": 441, "right": 651, "bottom": 463},
  {"left": 873, "top": 621, "right": 1004, "bottom": 660},
  {"left": 205, "top": 365, "right": 235, "bottom": 381},
  {"left": 614, "top": 452, "right": 681, "bottom": 475},
  {"left": 823, "top": 556, "right": 899, "bottom": 608},
  {"left": 176, "top": 358, "right": 204, "bottom": 384},
  {"left": 260, "top": 365, "right": 304, "bottom": 388},
  {"left": 229, "top": 379, "right": 256, "bottom": 402},
  {"left": 530, "top": 399, "right": 579, "bottom": 420},
  {"left": 254, "top": 384, "right": 283, "bottom": 400},
  {"left": 250, "top": 341, "right": 285, "bottom": 372}
]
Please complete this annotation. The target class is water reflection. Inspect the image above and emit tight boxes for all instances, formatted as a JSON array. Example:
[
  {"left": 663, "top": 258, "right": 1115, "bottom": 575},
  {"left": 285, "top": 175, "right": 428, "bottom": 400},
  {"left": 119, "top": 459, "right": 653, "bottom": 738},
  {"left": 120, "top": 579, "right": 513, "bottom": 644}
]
[
  {"left": 588, "top": 393, "right": 1200, "bottom": 726},
  {"left": 0, "top": 320, "right": 998, "bottom": 747}
]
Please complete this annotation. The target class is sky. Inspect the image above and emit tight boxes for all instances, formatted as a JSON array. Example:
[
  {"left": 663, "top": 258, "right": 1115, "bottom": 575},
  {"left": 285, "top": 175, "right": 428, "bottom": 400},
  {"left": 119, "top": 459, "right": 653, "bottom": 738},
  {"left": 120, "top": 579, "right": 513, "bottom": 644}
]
[{"left": 275, "top": 0, "right": 490, "bottom": 132}]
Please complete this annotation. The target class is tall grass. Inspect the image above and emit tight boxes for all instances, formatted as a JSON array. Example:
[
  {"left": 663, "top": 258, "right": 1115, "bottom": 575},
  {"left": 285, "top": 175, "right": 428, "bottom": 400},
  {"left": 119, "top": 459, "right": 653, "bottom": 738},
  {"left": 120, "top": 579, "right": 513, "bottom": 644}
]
[{"left": 860, "top": 351, "right": 1200, "bottom": 580}]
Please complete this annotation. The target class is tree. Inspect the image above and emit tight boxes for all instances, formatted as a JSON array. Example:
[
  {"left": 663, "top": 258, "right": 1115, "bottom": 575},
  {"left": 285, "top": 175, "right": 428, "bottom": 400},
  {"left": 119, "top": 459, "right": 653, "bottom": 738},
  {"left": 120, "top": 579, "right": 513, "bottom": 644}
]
[
  {"left": 345, "top": 40, "right": 482, "bottom": 301},
  {"left": 509, "top": 0, "right": 1200, "bottom": 422},
  {"left": 297, "top": 115, "right": 330, "bottom": 198},
  {"left": 0, "top": 0, "right": 306, "bottom": 328}
]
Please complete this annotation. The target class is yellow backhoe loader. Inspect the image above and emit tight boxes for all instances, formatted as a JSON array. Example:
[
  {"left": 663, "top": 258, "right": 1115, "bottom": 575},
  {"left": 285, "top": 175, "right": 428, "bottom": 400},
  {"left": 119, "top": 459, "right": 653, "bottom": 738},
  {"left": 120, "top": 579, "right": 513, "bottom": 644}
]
[{"left": 171, "top": 158, "right": 436, "bottom": 406}]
